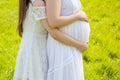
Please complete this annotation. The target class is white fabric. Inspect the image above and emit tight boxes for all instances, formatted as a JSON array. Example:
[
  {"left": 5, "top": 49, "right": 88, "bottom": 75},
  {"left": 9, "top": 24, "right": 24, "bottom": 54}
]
[
  {"left": 31, "top": 0, "right": 35, "bottom": 3},
  {"left": 32, "top": 6, "right": 47, "bottom": 20},
  {"left": 31, "top": 0, "right": 47, "bottom": 20},
  {"left": 47, "top": 0, "right": 90, "bottom": 80},
  {"left": 13, "top": 3, "right": 48, "bottom": 80},
  {"left": 31, "top": 0, "right": 41, "bottom": 3}
]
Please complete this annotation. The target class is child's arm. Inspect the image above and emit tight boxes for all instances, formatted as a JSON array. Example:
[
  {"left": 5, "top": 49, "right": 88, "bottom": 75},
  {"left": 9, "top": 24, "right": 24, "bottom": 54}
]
[{"left": 32, "top": 0, "right": 88, "bottom": 52}]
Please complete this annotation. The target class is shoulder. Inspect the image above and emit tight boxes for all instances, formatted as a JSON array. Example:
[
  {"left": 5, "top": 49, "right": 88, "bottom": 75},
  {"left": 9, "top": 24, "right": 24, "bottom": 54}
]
[
  {"left": 31, "top": 0, "right": 35, "bottom": 3},
  {"left": 31, "top": 0, "right": 45, "bottom": 6}
]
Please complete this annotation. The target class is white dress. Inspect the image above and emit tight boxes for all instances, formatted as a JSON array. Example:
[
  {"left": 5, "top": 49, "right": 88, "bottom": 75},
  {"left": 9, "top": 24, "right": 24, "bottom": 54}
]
[
  {"left": 13, "top": 1, "right": 48, "bottom": 80},
  {"left": 47, "top": 0, "right": 90, "bottom": 80}
]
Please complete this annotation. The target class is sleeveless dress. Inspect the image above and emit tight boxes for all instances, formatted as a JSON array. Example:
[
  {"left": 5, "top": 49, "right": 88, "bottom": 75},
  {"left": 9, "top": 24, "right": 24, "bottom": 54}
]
[
  {"left": 13, "top": 1, "right": 48, "bottom": 80},
  {"left": 47, "top": 0, "right": 90, "bottom": 80}
]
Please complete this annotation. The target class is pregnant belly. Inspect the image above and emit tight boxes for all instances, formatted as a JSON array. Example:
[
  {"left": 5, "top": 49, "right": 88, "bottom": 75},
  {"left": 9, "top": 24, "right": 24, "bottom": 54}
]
[{"left": 60, "top": 21, "right": 90, "bottom": 42}]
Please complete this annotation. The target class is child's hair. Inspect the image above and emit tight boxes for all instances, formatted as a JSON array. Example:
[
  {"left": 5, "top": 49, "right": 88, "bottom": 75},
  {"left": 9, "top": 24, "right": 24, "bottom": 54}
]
[{"left": 17, "top": 0, "right": 30, "bottom": 37}]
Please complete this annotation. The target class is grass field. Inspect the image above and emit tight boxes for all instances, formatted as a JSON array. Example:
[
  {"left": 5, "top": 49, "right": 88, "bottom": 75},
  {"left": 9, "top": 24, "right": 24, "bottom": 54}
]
[{"left": 0, "top": 0, "right": 120, "bottom": 80}]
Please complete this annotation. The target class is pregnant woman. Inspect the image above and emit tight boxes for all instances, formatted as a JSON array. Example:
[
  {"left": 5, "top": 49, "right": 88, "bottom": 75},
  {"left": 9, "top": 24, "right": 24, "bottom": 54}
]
[
  {"left": 13, "top": 0, "right": 89, "bottom": 80},
  {"left": 45, "top": 0, "right": 90, "bottom": 80}
]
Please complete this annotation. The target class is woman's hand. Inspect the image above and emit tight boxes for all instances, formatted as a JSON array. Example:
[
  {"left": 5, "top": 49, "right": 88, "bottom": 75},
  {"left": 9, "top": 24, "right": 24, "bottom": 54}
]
[
  {"left": 77, "top": 42, "right": 88, "bottom": 53},
  {"left": 75, "top": 10, "right": 88, "bottom": 22}
]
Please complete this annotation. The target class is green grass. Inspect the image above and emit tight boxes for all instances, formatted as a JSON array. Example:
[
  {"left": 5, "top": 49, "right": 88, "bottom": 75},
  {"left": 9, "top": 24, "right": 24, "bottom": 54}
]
[{"left": 0, "top": 0, "right": 120, "bottom": 80}]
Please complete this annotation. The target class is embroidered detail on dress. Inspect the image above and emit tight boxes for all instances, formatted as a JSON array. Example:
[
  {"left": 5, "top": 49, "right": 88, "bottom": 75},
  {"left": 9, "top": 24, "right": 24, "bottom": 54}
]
[{"left": 32, "top": 6, "right": 47, "bottom": 20}]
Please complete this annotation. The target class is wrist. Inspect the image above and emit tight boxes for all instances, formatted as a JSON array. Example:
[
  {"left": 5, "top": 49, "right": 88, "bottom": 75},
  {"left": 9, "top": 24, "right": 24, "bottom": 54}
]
[{"left": 73, "top": 41, "right": 82, "bottom": 49}]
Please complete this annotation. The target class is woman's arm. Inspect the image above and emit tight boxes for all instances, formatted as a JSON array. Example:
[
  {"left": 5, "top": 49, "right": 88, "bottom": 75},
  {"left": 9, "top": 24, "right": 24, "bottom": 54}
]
[
  {"left": 32, "top": 0, "right": 88, "bottom": 52},
  {"left": 45, "top": 0, "right": 88, "bottom": 28},
  {"left": 41, "top": 19, "right": 88, "bottom": 52}
]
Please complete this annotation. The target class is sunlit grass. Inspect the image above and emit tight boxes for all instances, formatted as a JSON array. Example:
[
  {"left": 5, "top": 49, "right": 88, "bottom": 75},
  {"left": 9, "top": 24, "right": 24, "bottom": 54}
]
[{"left": 82, "top": 0, "right": 120, "bottom": 80}]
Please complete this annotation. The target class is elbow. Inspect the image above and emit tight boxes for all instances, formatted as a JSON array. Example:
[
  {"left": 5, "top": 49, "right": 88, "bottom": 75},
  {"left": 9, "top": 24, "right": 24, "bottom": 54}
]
[{"left": 48, "top": 18, "right": 58, "bottom": 28}]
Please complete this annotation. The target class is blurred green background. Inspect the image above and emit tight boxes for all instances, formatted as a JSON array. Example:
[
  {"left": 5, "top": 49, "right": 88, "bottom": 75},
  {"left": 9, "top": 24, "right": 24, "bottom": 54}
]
[{"left": 0, "top": 0, "right": 120, "bottom": 80}]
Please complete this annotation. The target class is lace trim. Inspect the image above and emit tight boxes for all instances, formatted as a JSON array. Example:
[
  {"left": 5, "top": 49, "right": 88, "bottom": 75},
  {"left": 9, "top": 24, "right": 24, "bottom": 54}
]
[{"left": 32, "top": 6, "right": 47, "bottom": 20}]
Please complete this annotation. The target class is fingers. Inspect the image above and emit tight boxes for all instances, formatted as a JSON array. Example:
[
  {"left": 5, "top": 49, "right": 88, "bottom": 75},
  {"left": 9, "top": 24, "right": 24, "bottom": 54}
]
[
  {"left": 83, "top": 15, "right": 89, "bottom": 22},
  {"left": 80, "top": 11, "right": 89, "bottom": 22},
  {"left": 83, "top": 19, "right": 88, "bottom": 22},
  {"left": 82, "top": 18, "right": 88, "bottom": 22}
]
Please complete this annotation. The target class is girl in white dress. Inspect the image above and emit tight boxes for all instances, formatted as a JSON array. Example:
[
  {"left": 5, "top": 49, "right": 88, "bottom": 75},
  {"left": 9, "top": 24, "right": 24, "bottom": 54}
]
[{"left": 13, "top": 0, "right": 89, "bottom": 80}]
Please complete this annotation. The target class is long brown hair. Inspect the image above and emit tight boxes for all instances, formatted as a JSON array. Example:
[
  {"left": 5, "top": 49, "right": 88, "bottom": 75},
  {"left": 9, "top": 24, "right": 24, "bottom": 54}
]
[{"left": 17, "top": 0, "right": 30, "bottom": 37}]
